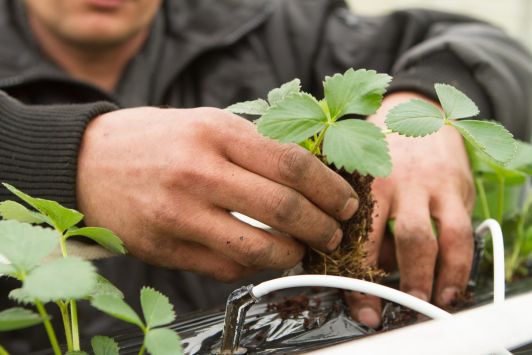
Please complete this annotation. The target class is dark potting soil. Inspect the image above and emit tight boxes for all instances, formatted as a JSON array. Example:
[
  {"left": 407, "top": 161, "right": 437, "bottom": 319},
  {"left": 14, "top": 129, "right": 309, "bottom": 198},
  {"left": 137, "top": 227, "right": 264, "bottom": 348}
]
[{"left": 303, "top": 171, "right": 384, "bottom": 281}]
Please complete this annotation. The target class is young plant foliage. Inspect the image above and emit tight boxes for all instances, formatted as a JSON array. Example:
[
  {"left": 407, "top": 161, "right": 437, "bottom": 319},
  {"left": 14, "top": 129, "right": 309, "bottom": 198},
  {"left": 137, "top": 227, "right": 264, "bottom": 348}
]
[
  {"left": 22, "top": 257, "right": 97, "bottom": 303},
  {"left": 385, "top": 84, "right": 516, "bottom": 164},
  {"left": 227, "top": 69, "right": 392, "bottom": 176},
  {"left": 91, "top": 335, "right": 120, "bottom": 355},
  {"left": 0, "top": 307, "right": 42, "bottom": 332},
  {"left": 0, "top": 220, "right": 59, "bottom": 275},
  {"left": 2, "top": 183, "right": 82, "bottom": 233}
]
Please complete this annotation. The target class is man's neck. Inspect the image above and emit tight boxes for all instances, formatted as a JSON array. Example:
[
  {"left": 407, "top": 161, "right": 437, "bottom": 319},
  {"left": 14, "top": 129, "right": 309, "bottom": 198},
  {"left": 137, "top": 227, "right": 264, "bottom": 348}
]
[{"left": 28, "top": 15, "right": 148, "bottom": 93}]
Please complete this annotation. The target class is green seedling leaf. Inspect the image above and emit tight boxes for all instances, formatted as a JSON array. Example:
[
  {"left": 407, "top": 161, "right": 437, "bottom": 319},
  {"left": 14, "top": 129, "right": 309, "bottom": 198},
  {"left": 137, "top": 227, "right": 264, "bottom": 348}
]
[
  {"left": 323, "top": 119, "right": 391, "bottom": 176},
  {"left": 145, "top": 328, "right": 183, "bottom": 355},
  {"left": 385, "top": 99, "right": 444, "bottom": 137},
  {"left": 450, "top": 120, "right": 516, "bottom": 164},
  {"left": 0, "top": 345, "right": 9, "bottom": 355},
  {"left": 0, "top": 201, "right": 47, "bottom": 224},
  {"left": 0, "top": 264, "right": 15, "bottom": 277},
  {"left": 91, "top": 295, "right": 144, "bottom": 329},
  {"left": 226, "top": 99, "right": 269, "bottom": 116},
  {"left": 0, "top": 220, "right": 59, "bottom": 274},
  {"left": 0, "top": 307, "right": 42, "bottom": 332},
  {"left": 23, "top": 257, "right": 96, "bottom": 302},
  {"left": 435, "top": 83, "right": 479, "bottom": 119},
  {"left": 65, "top": 227, "right": 126, "bottom": 255},
  {"left": 2, "top": 184, "right": 83, "bottom": 233},
  {"left": 140, "top": 287, "right": 176, "bottom": 329},
  {"left": 324, "top": 68, "right": 391, "bottom": 119},
  {"left": 91, "top": 335, "right": 119, "bottom": 355},
  {"left": 256, "top": 92, "right": 326, "bottom": 143},
  {"left": 506, "top": 140, "right": 532, "bottom": 174},
  {"left": 267, "top": 78, "right": 301, "bottom": 106},
  {"left": 90, "top": 275, "right": 124, "bottom": 299},
  {"left": 8, "top": 288, "right": 34, "bottom": 305},
  {"left": 65, "top": 352, "right": 88, "bottom": 355}
]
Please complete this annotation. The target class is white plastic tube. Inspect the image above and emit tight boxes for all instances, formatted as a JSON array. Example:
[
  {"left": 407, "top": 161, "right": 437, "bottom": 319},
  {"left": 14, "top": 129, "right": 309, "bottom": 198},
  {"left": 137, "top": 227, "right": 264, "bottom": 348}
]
[
  {"left": 475, "top": 219, "right": 505, "bottom": 304},
  {"left": 252, "top": 275, "right": 451, "bottom": 320}
]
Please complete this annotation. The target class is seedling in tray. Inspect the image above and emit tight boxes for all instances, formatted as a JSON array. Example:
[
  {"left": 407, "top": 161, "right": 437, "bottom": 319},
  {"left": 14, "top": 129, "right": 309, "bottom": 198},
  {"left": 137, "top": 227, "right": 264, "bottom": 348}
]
[{"left": 0, "top": 184, "right": 183, "bottom": 355}]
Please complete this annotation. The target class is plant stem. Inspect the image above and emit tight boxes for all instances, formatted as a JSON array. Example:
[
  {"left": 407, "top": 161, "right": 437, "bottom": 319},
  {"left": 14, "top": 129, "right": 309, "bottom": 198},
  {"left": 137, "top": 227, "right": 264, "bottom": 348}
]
[
  {"left": 497, "top": 177, "right": 505, "bottom": 224},
  {"left": 475, "top": 177, "right": 491, "bottom": 220},
  {"left": 35, "top": 300, "right": 61, "bottom": 355},
  {"left": 57, "top": 301, "right": 73, "bottom": 352},
  {"left": 59, "top": 236, "right": 68, "bottom": 258},
  {"left": 138, "top": 344, "right": 146, "bottom": 355},
  {"left": 70, "top": 300, "right": 81, "bottom": 351},
  {"left": 381, "top": 128, "right": 393, "bottom": 135},
  {"left": 311, "top": 126, "right": 329, "bottom": 155},
  {"left": 506, "top": 197, "right": 531, "bottom": 281}
]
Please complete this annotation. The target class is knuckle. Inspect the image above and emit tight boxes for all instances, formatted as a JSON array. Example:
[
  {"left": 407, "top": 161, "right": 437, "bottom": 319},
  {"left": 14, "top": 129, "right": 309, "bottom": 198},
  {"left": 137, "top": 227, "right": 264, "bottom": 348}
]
[
  {"left": 240, "top": 238, "right": 274, "bottom": 267},
  {"left": 395, "top": 222, "right": 438, "bottom": 254},
  {"left": 267, "top": 190, "right": 303, "bottom": 225},
  {"left": 277, "top": 144, "right": 312, "bottom": 183}
]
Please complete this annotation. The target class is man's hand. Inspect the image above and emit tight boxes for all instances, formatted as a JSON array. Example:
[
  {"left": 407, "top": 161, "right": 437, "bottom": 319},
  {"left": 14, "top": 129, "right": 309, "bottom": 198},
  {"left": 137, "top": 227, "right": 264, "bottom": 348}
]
[
  {"left": 346, "top": 92, "right": 475, "bottom": 327},
  {"left": 77, "top": 107, "right": 358, "bottom": 281}
]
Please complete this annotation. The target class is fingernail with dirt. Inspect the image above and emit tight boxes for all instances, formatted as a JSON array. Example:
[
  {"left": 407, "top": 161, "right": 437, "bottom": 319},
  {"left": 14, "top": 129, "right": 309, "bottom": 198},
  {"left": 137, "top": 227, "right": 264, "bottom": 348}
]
[
  {"left": 340, "top": 197, "right": 358, "bottom": 220},
  {"left": 357, "top": 307, "right": 380, "bottom": 328},
  {"left": 407, "top": 289, "right": 429, "bottom": 302},
  {"left": 327, "top": 229, "right": 343, "bottom": 251},
  {"left": 440, "top": 286, "right": 459, "bottom": 305}
]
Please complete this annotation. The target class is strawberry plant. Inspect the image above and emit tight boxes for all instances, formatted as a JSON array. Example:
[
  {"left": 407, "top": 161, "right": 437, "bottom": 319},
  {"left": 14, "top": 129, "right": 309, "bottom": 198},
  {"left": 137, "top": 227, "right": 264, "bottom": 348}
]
[
  {"left": 228, "top": 68, "right": 519, "bottom": 279},
  {"left": 0, "top": 184, "right": 183, "bottom": 355}
]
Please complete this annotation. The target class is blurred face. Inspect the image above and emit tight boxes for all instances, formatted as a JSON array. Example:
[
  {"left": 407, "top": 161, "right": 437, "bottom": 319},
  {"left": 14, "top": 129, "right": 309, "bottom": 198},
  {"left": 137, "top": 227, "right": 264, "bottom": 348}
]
[{"left": 25, "top": 0, "right": 162, "bottom": 48}]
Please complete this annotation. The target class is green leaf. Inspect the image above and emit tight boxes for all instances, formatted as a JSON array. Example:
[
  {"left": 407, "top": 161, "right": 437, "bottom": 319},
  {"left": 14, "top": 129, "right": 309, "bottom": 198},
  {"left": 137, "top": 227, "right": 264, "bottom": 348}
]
[
  {"left": 65, "top": 352, "right": 88, "bottom": 355},
  {"left": 435, "top": 83, "right": 479, "bottom": 119},
  {"left": 0, "top": 264, "right": 15, "bottom": 277},
  {"left": 140, "top": 287, "right": 176, "bottom": 329},
  {"left": 2, "top": 184, "right": 83, "bottom": 233},
  {"left": 0, "top": 307, "right": 42, "bottom": 332},
  {"left": 385, "top": 99, "right": 444, "bottom": 137},
  {"left": 90, "top": 275, "right": 124, "bottom": 299},
  {"left": 0, "top": 201, "right": 47, "bottom": 224},
  {"left": 226, "top": 99, "right": 269, "bottom": 116},
  {"left": 450, "top": 120, "right": 516, "bottom": 164},
  {"left": 91, "top": 335, "right": 119, "bottom": 355},
  {"left": 324, "top": 68, "right": 391, "bottom": 119},
  {"left": 23, "top": 257, "right": 96, "bottom": 302},
  {"left": 267, "top": 79, "right": 301, "bottom": 106},
  {"left": 0, "top": 220, "right": 59, "bottom": 274},
  {"left": 0, "top": 345, "right": 9, "bottom": 355},
  {"left": 145, "top": 328, "right": 183, "bottom": 355},
  {"left": 506, "top": 140, "right": 532, "bottom": 174},
  {"left": 256, "top": 93, "right": 326, "bottom": 143},
  {"left": 65, "top": 227, "right": 126, "bottom": 255},
  {"left": 91, "top": 295, "right": 144, "bottom": 329},
  {"left": 8, "top": 288, "right": 34, "bottom": 305},
  {"left": 323, "top": 119, "right": 391, "bottom": 176}
]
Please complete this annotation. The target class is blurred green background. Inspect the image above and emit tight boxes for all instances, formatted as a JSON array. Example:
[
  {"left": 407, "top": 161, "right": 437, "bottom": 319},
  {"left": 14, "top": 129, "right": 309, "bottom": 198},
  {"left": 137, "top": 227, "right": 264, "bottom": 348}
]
[{"left": 347, "top": 0, "right": 532, "bottom": 50}]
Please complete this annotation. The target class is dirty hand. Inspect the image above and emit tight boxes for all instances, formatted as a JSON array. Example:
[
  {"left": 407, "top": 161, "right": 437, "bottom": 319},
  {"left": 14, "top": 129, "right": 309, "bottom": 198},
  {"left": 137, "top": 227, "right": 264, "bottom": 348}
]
[
  {"left": 346, "top": 92, "right": 475, "bottom": 327},
  {"left": 77, "top": 107, "right": 358, "bottom": 281}
]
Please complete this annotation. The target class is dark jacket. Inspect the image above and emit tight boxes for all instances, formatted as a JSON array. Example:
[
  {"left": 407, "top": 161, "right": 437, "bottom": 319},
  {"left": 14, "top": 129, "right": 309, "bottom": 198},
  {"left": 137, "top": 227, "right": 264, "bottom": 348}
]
[{"left": 1, "top": 0, "right": 531, "bottom": 352}]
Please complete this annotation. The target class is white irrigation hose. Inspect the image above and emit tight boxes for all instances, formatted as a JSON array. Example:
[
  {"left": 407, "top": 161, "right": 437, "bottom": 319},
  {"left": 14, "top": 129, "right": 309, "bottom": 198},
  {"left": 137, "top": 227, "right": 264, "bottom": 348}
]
[
  {"left": 475, "top": 219, "right": 506, "bottom": 304},
  {"left": 252, "top": 275, "right": 451, "bottom": 320}
]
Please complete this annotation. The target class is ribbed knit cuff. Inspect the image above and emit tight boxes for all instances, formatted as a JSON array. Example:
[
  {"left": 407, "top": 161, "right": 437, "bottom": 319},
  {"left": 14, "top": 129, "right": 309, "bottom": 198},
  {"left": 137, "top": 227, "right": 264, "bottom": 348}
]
[
  {"left": 0, "top": 92, "right": 118, "bottom": 208},
  {"left": 388, "top": 51, "right": 493, "bottom": 118}
]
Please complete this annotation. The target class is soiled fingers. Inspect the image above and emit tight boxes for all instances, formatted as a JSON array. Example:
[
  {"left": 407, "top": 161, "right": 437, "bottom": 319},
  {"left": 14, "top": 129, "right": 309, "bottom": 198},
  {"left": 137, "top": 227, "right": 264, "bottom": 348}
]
[{"left": 220, "top": 116, "right": 359, "bottom": 222}]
